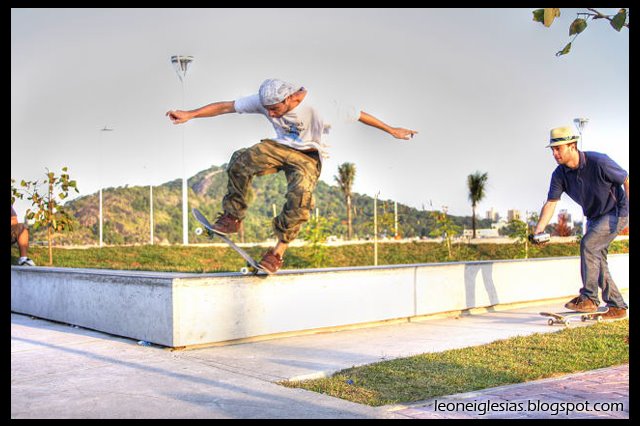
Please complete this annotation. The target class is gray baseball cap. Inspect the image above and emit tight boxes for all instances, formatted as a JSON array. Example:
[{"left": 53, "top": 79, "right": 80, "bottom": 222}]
[{"left": 258, "top": 79, "right": 301, "bottom": 106}]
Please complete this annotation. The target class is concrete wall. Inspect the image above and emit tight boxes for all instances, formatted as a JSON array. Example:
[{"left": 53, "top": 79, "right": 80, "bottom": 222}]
[
  {"left": 10, "top": 268, "right": 179, "bottom": 345},
  {"left": 11, "top": 255, "right": 628, "bottom": 348}
]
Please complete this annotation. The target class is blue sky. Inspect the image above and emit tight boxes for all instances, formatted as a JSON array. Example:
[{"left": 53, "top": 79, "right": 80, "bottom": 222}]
[{"left": 11, "top": 8, "right": 629, "bottom": 224}]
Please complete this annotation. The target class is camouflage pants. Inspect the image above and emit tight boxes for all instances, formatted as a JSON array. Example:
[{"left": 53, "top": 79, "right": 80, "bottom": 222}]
[{"left": 224, "top": 139, "right": 321, "bottom": 243}]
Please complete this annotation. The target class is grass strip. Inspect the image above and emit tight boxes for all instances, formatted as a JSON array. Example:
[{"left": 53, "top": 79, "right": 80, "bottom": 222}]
[
  {"left": 281, "top": 320, "right": 629, "bottom": 406},
  {"left": 10, "top": 240, "right": 629, "bottom": 272}
]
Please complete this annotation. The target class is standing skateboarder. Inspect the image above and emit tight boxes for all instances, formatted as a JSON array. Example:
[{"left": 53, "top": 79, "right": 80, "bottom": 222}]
[
  {"left": 167, "top": 78, "right": 417, "bottom": 273},
  {"left": 530, "top": 126, "right": 629, "bottom": 319}
]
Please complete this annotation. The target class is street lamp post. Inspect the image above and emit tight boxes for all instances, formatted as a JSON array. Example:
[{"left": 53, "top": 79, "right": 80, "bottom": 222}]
[
  {"left": 171, "top": 55, "right": 194, "bottom": 245},
  {"left": 374, "top": 191, "right": 380, "bottom": 266},
  {"left": 573, "top": 117, "right": 589, "bottom": 151},
  {"left": 394, "top": 200, "right": 398, "bottom": 238},
  {"left": 150, "top": 185, "right": 154, "bottom": 245},
  {"left": 144, "top": 164, "right": 154, "bottom": 245},
  {"left": 99, "top": 126, "right": 114, "bottom": 247},
  {"left": 442, "top": 204, "right": 448, "bottom": 240},
  {"left": 573, "top": 117, "right": 589, "bottom": 235}
]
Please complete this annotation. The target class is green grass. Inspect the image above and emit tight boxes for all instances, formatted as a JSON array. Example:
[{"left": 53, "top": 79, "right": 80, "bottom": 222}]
[
  {"left": 10, "top": 239, "right": 629, "bottom": 272},
  {"left": 281, "top": 320, "right": 629, "bottom": 406}
]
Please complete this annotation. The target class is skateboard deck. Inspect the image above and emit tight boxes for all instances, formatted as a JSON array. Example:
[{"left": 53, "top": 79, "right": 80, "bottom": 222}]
[
  {"left": 539, "top": 307, "right": 609, "bottom": 326},
  {"left": 192, "top": 208, "right": 268, "bottom": 275}
]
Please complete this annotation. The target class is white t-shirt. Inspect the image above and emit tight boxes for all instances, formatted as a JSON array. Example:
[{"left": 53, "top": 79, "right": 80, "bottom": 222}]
[{"left": 233, "top": 91, "right": 359, "bottom": 160}]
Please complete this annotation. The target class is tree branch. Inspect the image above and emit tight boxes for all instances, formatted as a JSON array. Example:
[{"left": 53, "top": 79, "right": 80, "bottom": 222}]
[{"left": 586, "top": 8, "right": 629, "bottom": 29}]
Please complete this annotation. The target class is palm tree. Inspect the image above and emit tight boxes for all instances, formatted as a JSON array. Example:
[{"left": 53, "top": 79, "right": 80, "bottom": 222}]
[
  {"left": 467, "top": 171, "right": 488, "bottom": 239},
  {"left": 334, "top": 162, "right": 356, "bottom": 240}
]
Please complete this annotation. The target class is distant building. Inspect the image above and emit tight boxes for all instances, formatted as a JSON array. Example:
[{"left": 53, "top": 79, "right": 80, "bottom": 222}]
[
  {"left": 486, "top": 207, "right": 499, "bottom": 222},
  {"left": 507, "top": 209, "right": 522, "bottom": 221}
]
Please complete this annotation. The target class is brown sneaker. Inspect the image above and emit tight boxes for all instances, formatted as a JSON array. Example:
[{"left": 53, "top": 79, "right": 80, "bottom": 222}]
[
  {"left": 258, "top": 249, "right": 283, "bottom": 274},
  {"left": 601, "top": 307, "right": 627, "bottom": 320},
  {"left": 211, "top": 212, "right": 241, "bottom": 235},
  {"left": 564, "top": 295, "right": 598, "bottom": 313}
]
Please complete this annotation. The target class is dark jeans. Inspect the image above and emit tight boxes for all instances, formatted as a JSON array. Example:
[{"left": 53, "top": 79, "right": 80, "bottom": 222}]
[{"left": 580, "top": 213, "right": 628, "bottom": 309}]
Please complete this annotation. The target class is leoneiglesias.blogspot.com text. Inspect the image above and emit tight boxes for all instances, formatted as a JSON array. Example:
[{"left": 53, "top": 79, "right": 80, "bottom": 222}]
[{"left": 433, "top": 399, "right": 625, "bottom": 416}]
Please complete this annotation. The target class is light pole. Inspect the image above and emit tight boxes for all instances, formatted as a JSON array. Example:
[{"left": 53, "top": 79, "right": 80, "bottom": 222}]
[
  {"left": 171, "top": 55, "right": 194, "bottom": 245},
  {"left": 374, "top": 193, "right": 378, "bottom": 265},
  {"left": 144, "top": 165, "right": 154, "bottom": 245},
  {"left": 148, "top": 184, "right": 153, "bottom": 244},
  {"left": 99, "top": 126, "right": 114, "bottom": 247},
  {"left": 573, "top": 117, "right": 589, "bottom": 235},
  {"left": 394, "top": 200, "right": 398, "bottom": 239},
  {"left": 573, "top": 117, "right": 589, "bottom": 151}
]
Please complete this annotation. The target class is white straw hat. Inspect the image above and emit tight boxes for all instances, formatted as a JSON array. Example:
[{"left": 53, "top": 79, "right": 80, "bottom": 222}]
[{"left": 547, "top": 126, "right": 579, "bottom": 147}]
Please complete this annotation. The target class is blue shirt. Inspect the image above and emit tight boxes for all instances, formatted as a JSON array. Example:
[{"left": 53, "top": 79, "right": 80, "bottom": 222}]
[{"left": 547, "top": 151, "right": 628, "bottom": 219}]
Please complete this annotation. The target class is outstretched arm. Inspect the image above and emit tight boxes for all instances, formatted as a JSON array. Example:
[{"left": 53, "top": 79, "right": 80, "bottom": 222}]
[
  {"left": 358, "top": 111, "right": 417, "bottom": 140},
  {"left": 534, "top": 200, "right": 558, "bottom": 234},
  {"left": 166, "top": 101, "right": 236, "bottom": 125}
]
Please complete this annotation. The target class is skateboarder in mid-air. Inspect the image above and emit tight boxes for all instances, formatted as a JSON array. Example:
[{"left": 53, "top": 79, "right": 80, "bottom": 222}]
[{"left": 167, "top": 78, "right": 417, "bottom": 273}]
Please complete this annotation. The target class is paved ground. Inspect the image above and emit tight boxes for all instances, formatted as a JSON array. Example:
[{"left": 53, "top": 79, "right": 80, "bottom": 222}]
[
  {"left": 11, "top": 299, "right": 628, "bottom": 419},
  {"left": 390, "top": 365, "right": 629, "bottom": 419}
]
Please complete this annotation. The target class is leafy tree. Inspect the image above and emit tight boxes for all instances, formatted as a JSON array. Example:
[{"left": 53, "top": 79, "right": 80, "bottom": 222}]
[
  {"left": 334, "top": 162, "right": 356, "bottom": 240},
  {"left": 553, "top": 212, "right": 574, "bottom": 236},
  {"left": 467, "top": 171, "right": 488, "bottom": 239},
  {"left": 532, "top": 8, "right": 629, "bottom": 56},
  {"left": 504, "top": 218, "right": 530, "bottom": 259},
  {"left": 12, "top": 167, "right": 79, "bottom": 265},
  {"left": 376, "top": 201, "right": 398, "bottom": 238},
  {"left": 300, "top": 213, "right": 336, "bottom": 268},
  {"left": 429, "top": 209, "right": 461, "bottom": 259},
  {"left": 503, "top": 212, "right": 539, "bottom": 259}
]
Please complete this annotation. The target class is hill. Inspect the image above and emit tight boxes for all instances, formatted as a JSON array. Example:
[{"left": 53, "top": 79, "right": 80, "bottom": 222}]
[{"left": 33, "top": 164, "right": 491, "bottom": 245}]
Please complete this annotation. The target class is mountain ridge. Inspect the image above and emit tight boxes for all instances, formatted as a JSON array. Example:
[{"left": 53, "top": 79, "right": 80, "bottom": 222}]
[{"left": 33, "top": 164, "right": 489, "bottom": 245}]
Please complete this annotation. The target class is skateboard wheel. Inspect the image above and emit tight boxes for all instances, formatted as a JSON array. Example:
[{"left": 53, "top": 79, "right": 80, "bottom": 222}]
[
  {"left": 195, "top": 227, "right": 203, "bottom": 236},
  {"left": 240, "top": 267, "right": 249, "bottom": 275},
  {"left": 581, "top": 315, "right": 587, "bottom": 322},
  {"left": 548, "top": 319, "right": 554, "bottom": 326},
  {"left": 596, "top": 316, "right": 603, "bottom": 322}
]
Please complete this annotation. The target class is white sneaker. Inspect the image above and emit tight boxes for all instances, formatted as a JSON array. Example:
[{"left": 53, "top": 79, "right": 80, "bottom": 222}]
[{"left": 18, "top": 257, "right": 35, "bottom": 266}]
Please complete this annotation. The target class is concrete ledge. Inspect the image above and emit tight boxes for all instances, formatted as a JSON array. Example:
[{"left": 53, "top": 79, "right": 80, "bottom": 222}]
[{"left": 11, "top": 255, "right": 628, "bottom": 348}]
